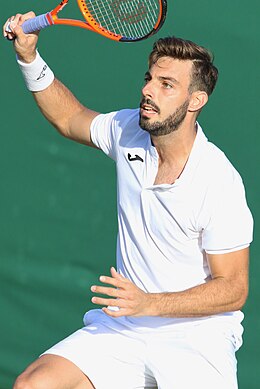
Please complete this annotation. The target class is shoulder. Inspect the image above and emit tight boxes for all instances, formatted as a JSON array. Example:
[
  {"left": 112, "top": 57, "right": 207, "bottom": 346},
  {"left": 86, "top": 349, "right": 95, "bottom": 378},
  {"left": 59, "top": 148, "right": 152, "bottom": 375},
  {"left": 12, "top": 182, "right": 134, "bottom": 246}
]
[
  {"left": 90, "top": 108, "right": 146, "bottom": 159},
  {"left": 91, "top": 108, "right": 140, "bottom": 129},
  {"left": 193, "top": 125, "right": 248, "bottom": 213},
  {"left": 201, "top": 136, "right": 243, "bottom": 187}
]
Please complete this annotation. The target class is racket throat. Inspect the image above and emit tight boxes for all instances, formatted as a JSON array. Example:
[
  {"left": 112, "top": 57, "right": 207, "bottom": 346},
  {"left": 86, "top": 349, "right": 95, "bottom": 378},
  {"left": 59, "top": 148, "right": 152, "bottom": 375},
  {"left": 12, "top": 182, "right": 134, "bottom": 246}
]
[{"left": 46, "top": 13, "right": 55, "bottom": 25}]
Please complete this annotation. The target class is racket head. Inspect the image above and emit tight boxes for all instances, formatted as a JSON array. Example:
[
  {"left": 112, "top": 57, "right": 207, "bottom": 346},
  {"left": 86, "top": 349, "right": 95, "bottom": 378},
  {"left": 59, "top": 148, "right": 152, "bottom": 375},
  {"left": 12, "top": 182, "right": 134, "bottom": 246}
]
[{"left": 78, "top": 0, "right": 167, "bottom": 42}]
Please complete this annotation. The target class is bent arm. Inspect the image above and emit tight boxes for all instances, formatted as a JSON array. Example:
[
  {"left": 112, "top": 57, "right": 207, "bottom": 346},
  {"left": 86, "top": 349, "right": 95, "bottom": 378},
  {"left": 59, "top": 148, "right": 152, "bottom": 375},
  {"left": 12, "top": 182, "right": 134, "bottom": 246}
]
[
  {"left": 91, "top": 247, "right": 249, "bottom": 318},
  {"left": 4, "top": 12, "right": 99, "bottom": 147},
  {"left": 32, "top": 78, "right": 99, "bottom": 146},
  {"left": 148, "top": 247, "right": 249, "bottom": 317}
]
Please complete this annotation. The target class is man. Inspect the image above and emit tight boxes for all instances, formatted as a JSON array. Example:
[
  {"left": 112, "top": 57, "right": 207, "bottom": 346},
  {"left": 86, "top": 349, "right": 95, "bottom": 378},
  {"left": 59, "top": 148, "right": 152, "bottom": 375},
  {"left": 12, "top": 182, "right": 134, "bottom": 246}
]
[{"left": 4, "top": 12, "right": 253, "bottom": 389}]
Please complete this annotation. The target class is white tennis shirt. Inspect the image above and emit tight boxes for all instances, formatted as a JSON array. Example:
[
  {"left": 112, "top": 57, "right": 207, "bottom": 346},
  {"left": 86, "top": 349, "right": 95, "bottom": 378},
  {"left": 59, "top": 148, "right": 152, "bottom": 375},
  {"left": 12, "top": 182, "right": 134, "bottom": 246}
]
[{"left": 90, "top": 108, "right": 253, "bottom": 328}]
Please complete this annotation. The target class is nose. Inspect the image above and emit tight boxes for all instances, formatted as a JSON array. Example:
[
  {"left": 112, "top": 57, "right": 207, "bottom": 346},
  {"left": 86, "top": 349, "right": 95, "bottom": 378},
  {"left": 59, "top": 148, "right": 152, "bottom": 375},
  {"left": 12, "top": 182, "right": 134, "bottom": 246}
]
[{"left": 141, "top": 80, "right": 154, "bottom": 99}]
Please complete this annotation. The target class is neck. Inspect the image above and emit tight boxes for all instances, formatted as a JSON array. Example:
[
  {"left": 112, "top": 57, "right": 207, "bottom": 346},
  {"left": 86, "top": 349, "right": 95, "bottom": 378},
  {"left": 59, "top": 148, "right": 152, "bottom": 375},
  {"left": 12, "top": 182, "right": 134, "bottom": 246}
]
[{"left": 151, "top": 120, "right": 197, "bottom": 165}]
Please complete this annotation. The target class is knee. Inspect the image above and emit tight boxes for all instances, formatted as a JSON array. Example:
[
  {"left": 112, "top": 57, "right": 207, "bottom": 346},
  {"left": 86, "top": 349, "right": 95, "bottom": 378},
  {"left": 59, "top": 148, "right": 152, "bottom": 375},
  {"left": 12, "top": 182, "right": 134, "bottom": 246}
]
[
  {"left": 13, "top": 372, "right": 42, "bottom": 389},
  {"left": 13, "top": 373, "right": 31, "bottom": 389}
]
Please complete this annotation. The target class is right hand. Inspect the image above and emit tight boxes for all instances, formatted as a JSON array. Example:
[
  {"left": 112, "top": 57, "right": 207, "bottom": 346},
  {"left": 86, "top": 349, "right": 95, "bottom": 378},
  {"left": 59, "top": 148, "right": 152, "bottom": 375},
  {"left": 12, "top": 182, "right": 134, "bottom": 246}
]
[{"left": 3, "top": 12, "right": 39, "bottom": 63}]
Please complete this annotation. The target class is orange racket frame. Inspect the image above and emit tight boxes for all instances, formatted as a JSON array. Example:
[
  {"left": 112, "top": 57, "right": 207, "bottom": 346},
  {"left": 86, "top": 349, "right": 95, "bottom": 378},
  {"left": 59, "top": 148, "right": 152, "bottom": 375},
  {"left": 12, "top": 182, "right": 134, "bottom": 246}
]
[{"left": 10, "top": 0, "right": 167, "bottom": 42}]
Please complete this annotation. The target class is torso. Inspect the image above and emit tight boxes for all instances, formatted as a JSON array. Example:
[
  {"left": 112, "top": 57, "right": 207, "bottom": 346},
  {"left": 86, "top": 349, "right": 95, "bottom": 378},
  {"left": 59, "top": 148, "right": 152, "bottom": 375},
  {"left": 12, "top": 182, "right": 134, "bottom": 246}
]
[{"left": 153, "top": 160, "right": 188, "bottom": 185}]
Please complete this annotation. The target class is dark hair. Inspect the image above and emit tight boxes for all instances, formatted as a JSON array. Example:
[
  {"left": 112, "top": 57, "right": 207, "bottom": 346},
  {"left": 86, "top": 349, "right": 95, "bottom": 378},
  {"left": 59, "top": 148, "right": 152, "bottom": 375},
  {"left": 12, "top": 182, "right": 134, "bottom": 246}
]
[{"left": 149, "top": 36, "right": 218, "bottom": 96}]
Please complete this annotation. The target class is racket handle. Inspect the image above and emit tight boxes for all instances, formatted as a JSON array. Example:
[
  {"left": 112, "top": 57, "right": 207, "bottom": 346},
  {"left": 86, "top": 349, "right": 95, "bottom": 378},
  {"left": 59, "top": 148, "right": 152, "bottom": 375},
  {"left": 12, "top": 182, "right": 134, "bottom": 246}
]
[{"left": 22, "top": 13, "right": 53, "bottom": 34}]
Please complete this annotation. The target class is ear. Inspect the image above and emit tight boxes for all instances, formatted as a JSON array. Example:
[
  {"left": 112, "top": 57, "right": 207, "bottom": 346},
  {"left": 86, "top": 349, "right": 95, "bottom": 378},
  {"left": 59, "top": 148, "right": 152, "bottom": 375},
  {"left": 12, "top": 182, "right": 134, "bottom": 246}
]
[{"left": 188, "top": 91, "right": 208, "bottom": 112}]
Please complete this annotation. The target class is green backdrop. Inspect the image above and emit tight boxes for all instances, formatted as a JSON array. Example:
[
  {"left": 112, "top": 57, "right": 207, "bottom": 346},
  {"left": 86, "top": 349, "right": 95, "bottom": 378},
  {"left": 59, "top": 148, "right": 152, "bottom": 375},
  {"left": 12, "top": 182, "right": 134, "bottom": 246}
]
[{"left": 0, "top": 1, "right": 259, "bottom": 388}]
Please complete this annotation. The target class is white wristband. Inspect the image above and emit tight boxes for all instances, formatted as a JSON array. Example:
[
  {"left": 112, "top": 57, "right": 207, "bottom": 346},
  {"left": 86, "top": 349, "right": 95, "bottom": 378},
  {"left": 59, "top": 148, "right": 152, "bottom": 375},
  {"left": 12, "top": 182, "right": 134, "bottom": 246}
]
[{"left": 16, "top": 51, "right": 54, "bottom": 92}]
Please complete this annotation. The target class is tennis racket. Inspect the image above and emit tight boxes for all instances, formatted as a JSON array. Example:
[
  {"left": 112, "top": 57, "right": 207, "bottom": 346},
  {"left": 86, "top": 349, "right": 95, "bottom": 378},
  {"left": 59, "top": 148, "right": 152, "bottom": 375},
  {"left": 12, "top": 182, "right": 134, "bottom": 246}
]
[{"left": 7, "top": 0, "right": 167, "bottom": 42}]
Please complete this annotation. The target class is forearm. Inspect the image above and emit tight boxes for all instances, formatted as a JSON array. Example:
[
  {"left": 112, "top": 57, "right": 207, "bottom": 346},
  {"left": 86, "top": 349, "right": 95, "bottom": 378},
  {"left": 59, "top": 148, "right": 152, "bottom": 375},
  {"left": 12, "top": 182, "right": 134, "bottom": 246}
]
[
  {"left": 147, "top": 277, "right": 248, "bottom": 318},
  {"left": 5, "top": 13, "right": 98, "bottom": 145},
  {"left": 16, "top": 51, "right": 85, "bottom": 137},
  {"left": 32, "top": 78, "right": 94, "bottom": 142},
  {"left": 20, "top": 55, "right": 98, "bottom": 145},
  {"left": 91, "top": 261, "right": 248, "bottom": 319}
]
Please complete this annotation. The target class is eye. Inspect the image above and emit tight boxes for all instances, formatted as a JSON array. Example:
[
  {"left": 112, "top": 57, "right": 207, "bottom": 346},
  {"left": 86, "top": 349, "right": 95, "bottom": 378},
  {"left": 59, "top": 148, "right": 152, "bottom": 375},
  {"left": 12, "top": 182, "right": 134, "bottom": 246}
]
[
  {"left": 162, "top": 81, "right": 173, "bottom": 89},
  {"left": 144, "top": 76, "right": 151, "bottom": 84},
  {"left": 143, "top": 72, "right": 151, "bottom": 84}
]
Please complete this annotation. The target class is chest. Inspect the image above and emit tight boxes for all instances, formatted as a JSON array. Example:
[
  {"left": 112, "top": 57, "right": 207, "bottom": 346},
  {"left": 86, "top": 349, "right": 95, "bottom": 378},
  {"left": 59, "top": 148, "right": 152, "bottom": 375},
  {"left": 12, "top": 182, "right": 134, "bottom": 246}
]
[
  {"left": 153, "top": 161, "right": 186, "bottom": 185},
  {"left": 117, "top": 156, "right": 199, "bottom": 236}
]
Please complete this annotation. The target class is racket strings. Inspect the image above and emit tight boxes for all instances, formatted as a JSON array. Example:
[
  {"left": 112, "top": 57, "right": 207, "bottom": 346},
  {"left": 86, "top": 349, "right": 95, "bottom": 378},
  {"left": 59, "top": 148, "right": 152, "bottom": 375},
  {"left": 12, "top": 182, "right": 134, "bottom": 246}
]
[{"left": 84, "top": 0, "right": 160, "bottom": 38}]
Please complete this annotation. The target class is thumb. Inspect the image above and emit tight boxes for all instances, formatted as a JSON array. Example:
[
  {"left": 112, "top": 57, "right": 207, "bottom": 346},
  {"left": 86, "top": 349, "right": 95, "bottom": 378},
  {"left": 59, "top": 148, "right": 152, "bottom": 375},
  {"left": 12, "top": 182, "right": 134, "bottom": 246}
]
[
  {"left": 7, "top": 19, "right": 23, "bottom": 35},
  {"left": 110, "top": 267, "right": 125, "bottom": 280},
  {"left": 12, "top": 23, "right": 25, "bottom": 38}
]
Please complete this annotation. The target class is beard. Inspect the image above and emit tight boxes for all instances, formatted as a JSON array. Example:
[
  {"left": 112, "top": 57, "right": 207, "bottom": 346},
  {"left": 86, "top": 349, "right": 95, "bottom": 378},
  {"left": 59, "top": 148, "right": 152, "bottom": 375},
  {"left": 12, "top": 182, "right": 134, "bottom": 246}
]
[{"left": 139, "top": 98, "right": 190, "bottom": 137}]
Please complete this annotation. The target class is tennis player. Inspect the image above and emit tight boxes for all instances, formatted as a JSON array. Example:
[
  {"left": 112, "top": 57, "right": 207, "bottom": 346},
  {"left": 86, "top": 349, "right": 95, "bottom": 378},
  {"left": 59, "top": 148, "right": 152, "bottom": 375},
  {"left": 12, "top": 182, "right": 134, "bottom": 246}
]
[{"left": 4, "top": 13, "right": 253, "bottom": 389}]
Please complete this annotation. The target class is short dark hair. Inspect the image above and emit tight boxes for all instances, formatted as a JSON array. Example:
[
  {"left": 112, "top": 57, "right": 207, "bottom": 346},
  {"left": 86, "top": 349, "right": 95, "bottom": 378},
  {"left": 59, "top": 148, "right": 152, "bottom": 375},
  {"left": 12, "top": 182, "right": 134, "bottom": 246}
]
[{"left": 149, "top": 36, "right": 218, "bottom": 96}]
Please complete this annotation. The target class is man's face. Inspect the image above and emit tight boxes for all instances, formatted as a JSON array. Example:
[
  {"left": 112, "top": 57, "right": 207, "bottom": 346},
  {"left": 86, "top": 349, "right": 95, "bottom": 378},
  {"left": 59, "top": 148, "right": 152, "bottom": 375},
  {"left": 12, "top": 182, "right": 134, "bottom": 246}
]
[{"left": 139, "top": 57, "right": 193, "bottom": 136}]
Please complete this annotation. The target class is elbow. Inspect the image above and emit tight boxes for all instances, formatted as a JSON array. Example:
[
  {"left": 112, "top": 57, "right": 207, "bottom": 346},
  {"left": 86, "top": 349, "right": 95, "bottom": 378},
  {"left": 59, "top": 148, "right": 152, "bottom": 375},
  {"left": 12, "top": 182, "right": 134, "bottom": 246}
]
[
  {"left": 52, "top": 120, "right": 71, "bottom": 138},
  {"left": 50, "top": 114, "right": 76, "bottom": 139},
  {"left": 233, "top": 286, "right": 249, "bottom": 311}
]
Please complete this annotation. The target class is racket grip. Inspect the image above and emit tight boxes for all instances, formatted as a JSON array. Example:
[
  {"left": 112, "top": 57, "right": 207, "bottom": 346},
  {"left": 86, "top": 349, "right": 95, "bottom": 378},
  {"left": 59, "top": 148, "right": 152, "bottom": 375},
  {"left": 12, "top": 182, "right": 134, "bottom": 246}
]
[{"left": 22, "top": 13, "right": 53, "bottom": 34}]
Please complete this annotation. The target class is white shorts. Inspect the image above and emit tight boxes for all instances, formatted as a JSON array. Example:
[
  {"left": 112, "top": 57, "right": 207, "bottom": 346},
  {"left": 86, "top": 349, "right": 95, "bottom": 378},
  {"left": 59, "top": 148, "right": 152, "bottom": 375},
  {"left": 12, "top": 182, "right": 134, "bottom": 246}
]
[{"left": 42, "top": 309, "right": 241, "bottom": 389}]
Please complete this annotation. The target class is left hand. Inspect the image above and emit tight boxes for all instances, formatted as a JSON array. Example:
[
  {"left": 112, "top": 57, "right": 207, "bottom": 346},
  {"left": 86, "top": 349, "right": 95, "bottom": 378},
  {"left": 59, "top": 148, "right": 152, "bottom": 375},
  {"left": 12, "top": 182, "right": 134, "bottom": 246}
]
[{"left": 91, "top": 267, "right": 152, "bottom": 317}]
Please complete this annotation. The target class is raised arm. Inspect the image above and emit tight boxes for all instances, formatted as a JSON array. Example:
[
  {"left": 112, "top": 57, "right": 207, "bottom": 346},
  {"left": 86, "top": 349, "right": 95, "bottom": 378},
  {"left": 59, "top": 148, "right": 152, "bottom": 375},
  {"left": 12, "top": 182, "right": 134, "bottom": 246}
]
[
  {"left": 3, "top": 12, "right": 99, "bottom": 147},
  {"left": 30, "top": 78, "right": 99, "bottom": 146}
]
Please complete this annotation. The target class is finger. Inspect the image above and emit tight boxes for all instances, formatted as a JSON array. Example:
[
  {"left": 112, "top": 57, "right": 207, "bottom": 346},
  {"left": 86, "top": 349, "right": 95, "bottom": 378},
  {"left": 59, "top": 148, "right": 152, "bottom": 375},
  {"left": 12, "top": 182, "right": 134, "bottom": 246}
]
[
  {"left": 9, "top": 11, "right": 36, "bottom": 30},
  {"left": 3, "top": 16, "right": 15, "bottom": 39},
  {"left": 3, "top": 11, "right": 36, "bottom": 39},
  {"left": 110, "top": 267, "right": 126, "bottom": 280},
  {"left": 102, "top": 307, "right": 128, "bottom": 318},
  {"left": 3, "top": 16, "right": 13, "bottom": 35},
  {"left": 91, "top": 296, "right": 120, "bottom": 306},
  {"left": 11, "top": 13, "right": 32, "bottom": 37},
  {"left": 99, "top": 275, "right": 125, "bottom": 288},
  {"left": 7, "top": 14, "right": 22, "bottom": 32},
  {"left": 91, "top": 285, "right": 124, "bottom": 298},
  {"left": 17, "top": 11, "right": 36, "bottom": 26},
  {"left": 11, "top": 13, "right": 23, "bottom": 27},
  {"left": 4, "top": 14, "right": 23, "bottom": 40}
]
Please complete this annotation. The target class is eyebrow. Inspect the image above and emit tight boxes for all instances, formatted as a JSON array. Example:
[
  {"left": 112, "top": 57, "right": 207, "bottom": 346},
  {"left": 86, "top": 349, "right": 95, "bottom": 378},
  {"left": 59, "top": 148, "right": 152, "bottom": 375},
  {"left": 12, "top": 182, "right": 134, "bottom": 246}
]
[
  {"left": 144, "top": 71, "right": 179, "bottom": 84},
  {"left": 158, "top": 76, "right": 179, "bottom": 84},
  {"left": 144, "top": 71, "right": 151, "bottom": 78}
]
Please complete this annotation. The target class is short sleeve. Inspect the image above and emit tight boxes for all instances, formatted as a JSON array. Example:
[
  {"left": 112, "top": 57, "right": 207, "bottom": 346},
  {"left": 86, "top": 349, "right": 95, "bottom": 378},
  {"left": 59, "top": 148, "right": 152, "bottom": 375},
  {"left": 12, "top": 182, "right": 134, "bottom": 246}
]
[
  {"left": 90, "top": 111, "right": 119, "bottom": 160},
  {"left": 201, "top": 169, "right": 253, "bottom": 253}
]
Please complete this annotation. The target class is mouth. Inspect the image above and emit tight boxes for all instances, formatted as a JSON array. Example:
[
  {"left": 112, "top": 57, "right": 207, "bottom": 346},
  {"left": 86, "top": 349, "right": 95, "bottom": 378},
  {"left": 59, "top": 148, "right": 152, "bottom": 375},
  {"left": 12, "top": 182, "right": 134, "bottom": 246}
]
[
  {"left": 140, "top": 100, "right": 160, "bottom": 117},
  {"left": 140, "top": 105, "right": 158, "bottom": 115}
]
